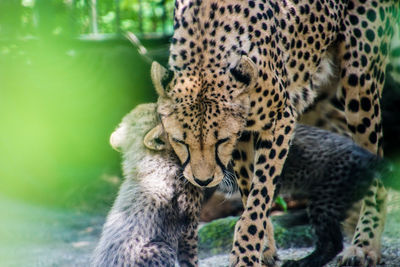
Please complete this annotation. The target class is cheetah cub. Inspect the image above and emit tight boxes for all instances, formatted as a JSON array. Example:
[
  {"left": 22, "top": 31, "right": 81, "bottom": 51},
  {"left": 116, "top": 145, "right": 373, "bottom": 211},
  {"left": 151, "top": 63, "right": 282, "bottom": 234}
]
[
  {"left": 276, "top": 125, "right": 386, "bottom": 267},
  {"left": 91, "top": 103, "right": 202, "bottom": 267}
]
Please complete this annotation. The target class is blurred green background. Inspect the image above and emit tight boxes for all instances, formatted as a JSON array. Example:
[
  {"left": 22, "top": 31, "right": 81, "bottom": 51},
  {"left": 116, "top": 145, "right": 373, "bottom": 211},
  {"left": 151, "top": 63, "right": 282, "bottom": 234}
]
[
  {"left": 0, "top": 0, "right": 174, "bottom": 214},
  {"left": 0, "top": 1, "right": 399, "bottom": 216}
]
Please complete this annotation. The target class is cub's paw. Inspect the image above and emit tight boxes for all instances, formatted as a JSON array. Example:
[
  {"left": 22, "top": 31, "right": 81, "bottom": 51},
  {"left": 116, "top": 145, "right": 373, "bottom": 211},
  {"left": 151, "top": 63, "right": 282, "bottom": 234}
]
[{"left": 337, "top": 245, "right": 378, "bottom": 267}]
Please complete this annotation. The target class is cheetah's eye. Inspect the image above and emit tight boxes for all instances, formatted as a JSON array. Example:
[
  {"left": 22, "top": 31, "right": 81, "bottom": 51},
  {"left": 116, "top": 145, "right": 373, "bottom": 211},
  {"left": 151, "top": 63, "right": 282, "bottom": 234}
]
[
  {"left": 172, "top": 137, "right": 186, "bottom": 145},
  {"left": 216, "top": 137, "right": 230, "bottom": 146}
]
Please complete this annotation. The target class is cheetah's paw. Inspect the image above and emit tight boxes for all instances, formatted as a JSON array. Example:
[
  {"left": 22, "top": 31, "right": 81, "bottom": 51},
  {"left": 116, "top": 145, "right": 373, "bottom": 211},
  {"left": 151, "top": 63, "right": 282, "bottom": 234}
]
[
  {"left": 261, "top": 252, "right": 279, "bottom": 267},
  {"left": 337, "top": 245, "right": 379, "bottom": 267}
]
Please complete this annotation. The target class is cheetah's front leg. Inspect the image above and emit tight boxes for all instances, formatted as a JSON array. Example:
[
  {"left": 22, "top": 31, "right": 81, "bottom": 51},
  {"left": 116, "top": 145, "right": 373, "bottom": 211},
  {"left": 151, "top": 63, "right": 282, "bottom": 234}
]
[
  {"left": 230, "top": 113, "right": 295, "bottom": 267},
  {"left": 232, "top": 133, "right": 278, "bottom": 267}
]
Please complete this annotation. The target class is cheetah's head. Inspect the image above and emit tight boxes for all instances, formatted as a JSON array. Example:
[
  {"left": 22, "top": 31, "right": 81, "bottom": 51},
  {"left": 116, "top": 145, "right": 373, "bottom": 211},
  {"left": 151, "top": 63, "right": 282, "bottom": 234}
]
[{"left": 145, "top": 57, "right": 257, "bottom": 188}]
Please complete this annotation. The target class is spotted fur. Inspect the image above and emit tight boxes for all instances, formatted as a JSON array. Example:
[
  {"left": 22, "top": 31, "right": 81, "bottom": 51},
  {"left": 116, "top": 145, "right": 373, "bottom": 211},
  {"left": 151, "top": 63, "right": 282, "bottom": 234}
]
[
  {"left": 239, "top": 124, "right": 385, "bottom": 267},
  {"left": 297, "top": 24, "right": 400, "bottom": 267},
  {"left": 91, "top": 104, "right": 202, "bottom": 267},
  {"left": 149, "top": 0, "right": 399, "bottom": 266}
]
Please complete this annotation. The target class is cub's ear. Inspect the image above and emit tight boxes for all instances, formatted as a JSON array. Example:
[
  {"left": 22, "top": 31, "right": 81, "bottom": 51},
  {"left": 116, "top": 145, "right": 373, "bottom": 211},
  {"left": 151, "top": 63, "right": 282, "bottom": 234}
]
[
  {"left": 151, "top": 61, "right": 174, "bottom": 97},
  {"left": 230, "top": 56, "right": 258, "bottom": 96},
  {"left": 144, "top": 124, "right": 167, "bottom": 151},
  {"left": 110, "top": 124, "right": 127, "bottom": 152}
]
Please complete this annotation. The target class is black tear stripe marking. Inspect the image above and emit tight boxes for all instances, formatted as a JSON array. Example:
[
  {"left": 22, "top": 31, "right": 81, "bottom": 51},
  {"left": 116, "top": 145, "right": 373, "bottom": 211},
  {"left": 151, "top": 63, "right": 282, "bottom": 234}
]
[
  {"left": 182, "top": 145, "right": 190, "bottom": 169},
  {"left": 215, "top": 137, "right": 230, "bottom": 172},
  {"left": 173, "top": 138, "right": 191, "bottom": 169}
]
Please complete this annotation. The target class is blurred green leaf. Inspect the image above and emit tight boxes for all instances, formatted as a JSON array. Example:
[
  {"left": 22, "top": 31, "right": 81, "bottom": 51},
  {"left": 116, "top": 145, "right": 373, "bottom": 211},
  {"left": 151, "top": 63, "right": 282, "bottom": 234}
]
[{"left": 275, "top": 196, "right": 288, "bottom": 212}]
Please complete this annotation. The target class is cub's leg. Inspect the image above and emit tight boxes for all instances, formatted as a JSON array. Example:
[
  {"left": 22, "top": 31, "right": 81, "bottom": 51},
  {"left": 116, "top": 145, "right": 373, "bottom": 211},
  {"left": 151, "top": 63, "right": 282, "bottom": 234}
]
[
  {"left": 282, "top": 188, "right": 346, "bottom": 267},
  {"left": 178, "top": 226, "right": 199, "bottom": 267},
  {"left": 282, "top": 211, "right": 343, "bottom": 267},
  {"left": 136, "top": 242, "right": 176, "bottom": 267}
]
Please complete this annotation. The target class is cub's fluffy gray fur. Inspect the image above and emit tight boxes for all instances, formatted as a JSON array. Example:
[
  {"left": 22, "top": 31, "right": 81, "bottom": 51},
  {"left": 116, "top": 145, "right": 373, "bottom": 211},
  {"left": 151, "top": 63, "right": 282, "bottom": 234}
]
[{"left": 91, "top": 103, "right": 202, "bottom": 267}]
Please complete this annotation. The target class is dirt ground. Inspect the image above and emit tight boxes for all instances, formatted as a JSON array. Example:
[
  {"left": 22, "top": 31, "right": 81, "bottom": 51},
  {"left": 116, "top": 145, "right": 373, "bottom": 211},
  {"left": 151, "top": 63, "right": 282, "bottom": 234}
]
[{"left": 0, "top": 190, "right": 399, "bottom": 267}]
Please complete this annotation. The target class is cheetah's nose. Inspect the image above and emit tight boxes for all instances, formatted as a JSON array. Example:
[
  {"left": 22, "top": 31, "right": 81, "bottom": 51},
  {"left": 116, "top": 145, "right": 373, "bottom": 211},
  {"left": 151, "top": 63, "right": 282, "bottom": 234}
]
[{"left": 193, "top": 176, "right": 214, "bottom": 187}]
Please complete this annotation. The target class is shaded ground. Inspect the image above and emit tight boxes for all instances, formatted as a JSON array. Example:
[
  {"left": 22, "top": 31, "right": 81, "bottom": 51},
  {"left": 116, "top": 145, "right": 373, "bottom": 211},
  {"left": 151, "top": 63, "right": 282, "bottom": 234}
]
[
  {"left": 198, "top": 201, "right": 400, "bottom": 267},
  {"left": 0, "top": 196, "right": 102, "bottom": 267},
  {"left": 0, "top": 191, "right": 399, "bottom": 267}
]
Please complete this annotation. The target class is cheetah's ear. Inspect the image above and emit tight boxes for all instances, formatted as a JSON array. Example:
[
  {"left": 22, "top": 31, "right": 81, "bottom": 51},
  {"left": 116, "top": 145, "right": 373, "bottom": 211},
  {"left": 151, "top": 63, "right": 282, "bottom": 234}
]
[
  {"left": 230, "top": 56, "right": 258, "bottom": 96},
  {"left": 151, "top": 61, "right": 174, "bottom": 97},
  {"left": 144, "top": 124, "right": 167, "bottom": 151}
]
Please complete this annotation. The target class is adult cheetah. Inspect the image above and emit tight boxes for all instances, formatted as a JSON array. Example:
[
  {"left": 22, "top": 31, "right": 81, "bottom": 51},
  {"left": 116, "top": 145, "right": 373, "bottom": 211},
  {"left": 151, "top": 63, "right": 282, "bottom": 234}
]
[{"left": 149, "top": 0, "right": 399, "bottom": 266}]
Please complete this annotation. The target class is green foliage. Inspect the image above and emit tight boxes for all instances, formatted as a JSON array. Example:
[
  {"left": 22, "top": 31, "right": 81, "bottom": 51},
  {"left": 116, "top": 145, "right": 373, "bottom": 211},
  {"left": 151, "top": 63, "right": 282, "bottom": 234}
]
[
  {"left": 0, "top": 0, "right": 175, "bottom": 38},
  {"left": 275, "top": 196, "right": 288, "bottom": 212},
  {"left": 388, "top": 157, "right": 400, "bottom": 190},
  {"left": 198, "top": 216, "right": 238, "bottom": 257},
  {"left": 198, "top": 216, "right": 314, "bottom": 258},
  {"left": 120, "top": 0, "right": 175, "bottom": 34},
  {"left": 0, "top": 38, "right": 158, "bottom": 213},
  {"left": 0, "top": 0, "right": 174, "bottom": 213}
]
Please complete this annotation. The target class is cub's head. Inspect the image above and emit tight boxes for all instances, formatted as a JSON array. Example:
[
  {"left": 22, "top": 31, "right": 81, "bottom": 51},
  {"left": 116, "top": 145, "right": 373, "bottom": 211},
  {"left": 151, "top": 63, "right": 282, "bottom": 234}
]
[{"left": 145, "top": 57, "right": 257, "bottom": 188}]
